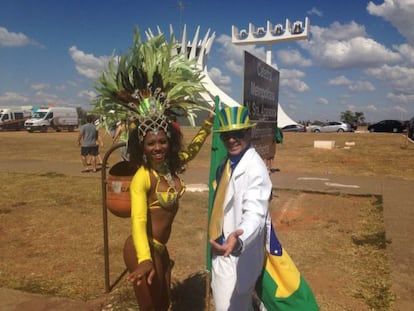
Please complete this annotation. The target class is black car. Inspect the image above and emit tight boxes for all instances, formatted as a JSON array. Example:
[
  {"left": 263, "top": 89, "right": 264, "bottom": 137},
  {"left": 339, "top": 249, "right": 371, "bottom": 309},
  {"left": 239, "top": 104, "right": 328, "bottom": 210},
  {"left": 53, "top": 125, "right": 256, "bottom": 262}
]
[
  {"left": 281, "top": 124, "right": 306, "bottom": 132},
  {"left": 407, "top": 116, "right": 414, "bottom": 140},
  {"left": 368, "top": 120, "right": 405, "bottom": 133}
]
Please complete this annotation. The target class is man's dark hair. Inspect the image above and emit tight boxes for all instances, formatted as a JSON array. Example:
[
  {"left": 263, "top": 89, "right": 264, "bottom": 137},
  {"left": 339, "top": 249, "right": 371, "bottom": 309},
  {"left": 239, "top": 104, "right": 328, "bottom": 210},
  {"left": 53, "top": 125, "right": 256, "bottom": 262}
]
[{"left": 86, "top": 115, "right": 94, "bottom": 123}]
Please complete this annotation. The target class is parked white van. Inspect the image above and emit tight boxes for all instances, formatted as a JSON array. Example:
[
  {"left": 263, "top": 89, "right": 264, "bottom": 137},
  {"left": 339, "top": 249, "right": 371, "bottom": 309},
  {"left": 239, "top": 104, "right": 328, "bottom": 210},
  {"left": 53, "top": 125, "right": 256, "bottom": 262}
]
[
  {"left": 24, "top": 107, "right": 79, "bottom": 132},
  {"left": 0, "top": 107, "right": 32, "bottom": 131}
]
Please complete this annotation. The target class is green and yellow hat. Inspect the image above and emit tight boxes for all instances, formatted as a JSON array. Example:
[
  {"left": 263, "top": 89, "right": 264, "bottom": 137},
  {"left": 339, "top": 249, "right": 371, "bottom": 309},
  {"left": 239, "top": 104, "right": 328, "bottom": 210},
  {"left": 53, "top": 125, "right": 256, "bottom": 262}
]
[{"left": 214, "top": 106, "right": 256, "bottom": 133}]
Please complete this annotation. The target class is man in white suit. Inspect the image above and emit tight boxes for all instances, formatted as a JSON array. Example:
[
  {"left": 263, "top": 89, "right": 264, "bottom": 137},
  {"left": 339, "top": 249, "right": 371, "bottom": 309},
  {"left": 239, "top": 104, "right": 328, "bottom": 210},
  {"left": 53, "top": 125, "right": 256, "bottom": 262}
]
[{"left": 209, "top": 106, "right": 272, "bottom": 311}]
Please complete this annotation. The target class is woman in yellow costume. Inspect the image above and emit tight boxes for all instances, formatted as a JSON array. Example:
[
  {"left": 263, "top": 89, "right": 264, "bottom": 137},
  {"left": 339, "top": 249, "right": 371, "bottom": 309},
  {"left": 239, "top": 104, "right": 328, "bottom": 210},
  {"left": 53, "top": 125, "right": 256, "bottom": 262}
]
[{"left": 93, "top": 29, "right": 213, "bottom": 310}]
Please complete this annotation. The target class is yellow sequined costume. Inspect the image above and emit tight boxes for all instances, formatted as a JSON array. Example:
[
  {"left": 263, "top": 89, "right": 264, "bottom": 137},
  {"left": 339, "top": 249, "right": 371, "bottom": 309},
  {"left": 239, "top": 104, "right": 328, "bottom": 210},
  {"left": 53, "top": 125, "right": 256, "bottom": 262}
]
[{"left": 130, "top": 119, "right": 212, "bottom": 263}]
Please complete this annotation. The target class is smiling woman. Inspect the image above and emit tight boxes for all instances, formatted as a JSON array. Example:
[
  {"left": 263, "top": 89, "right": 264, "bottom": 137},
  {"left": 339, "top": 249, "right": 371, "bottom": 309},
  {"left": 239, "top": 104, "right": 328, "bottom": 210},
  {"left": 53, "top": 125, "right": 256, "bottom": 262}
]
[{"left": 90, "top": 28, "right": 214, "bottom": 310}]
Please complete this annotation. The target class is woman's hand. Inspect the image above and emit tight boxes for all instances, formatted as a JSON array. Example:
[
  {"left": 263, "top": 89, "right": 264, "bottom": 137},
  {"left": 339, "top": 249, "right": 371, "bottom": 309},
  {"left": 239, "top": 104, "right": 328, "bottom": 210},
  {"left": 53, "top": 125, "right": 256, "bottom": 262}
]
[
  {"left": 127, "top": 260, "right": 155, "bottom": 286},
  {"left": 206, "top": 110, "right": 215, "bottom": 123}
]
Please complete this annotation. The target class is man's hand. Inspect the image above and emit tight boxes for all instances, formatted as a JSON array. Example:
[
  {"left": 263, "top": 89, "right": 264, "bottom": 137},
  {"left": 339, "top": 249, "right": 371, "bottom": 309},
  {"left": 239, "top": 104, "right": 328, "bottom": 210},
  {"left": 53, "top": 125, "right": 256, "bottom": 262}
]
[{"left": 209, "top": 229, "right": 243, "bottom": 257}]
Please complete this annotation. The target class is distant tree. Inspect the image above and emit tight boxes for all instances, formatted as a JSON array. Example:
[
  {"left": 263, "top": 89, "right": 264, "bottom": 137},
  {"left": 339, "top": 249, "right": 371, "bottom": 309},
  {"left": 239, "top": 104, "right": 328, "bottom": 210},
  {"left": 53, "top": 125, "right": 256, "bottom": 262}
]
[
  {"left": 340, "top": 110, "right": 365, "bottom": 125},
  {"left": 354, "top": 111, "right": 366, "bottom": 124},
  {"left": 312, "top": 120, "right": 324, "bottom": 125},
  {"left": 76, "top": 107, "right": 88, "bottom": 124}
]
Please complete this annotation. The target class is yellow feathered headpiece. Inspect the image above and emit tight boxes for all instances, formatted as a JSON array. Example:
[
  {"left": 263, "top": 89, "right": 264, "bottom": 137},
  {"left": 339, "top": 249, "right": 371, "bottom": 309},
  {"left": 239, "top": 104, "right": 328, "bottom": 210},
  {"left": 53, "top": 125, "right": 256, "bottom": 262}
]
[{"left": 92, "top": 28, "right": 211, "bottom": 140}]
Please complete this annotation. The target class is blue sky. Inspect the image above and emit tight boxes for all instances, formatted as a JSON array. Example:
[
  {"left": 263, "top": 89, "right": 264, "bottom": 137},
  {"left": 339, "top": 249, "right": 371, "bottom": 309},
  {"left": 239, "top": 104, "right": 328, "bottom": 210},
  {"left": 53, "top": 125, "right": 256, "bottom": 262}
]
[{"left": 1, "top": 0, "right": 413, "bottom": 123}]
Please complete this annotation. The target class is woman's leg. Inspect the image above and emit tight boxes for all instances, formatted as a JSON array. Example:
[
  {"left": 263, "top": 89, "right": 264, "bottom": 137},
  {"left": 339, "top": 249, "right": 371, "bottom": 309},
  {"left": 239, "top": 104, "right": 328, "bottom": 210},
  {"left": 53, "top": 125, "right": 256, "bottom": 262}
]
[
  {"left": 123, "top": 236, "right": 171, "bottom": 311},
  {"left": 123, "top": 236, "right": 154, "bottom": 310}
]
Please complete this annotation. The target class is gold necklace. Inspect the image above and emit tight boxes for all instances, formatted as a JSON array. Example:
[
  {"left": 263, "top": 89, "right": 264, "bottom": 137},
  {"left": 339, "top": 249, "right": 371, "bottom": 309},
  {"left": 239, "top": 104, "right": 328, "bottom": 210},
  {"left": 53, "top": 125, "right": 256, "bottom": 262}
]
[
  {"left": 154, "top": 162, "right": 176, "bottom": 188},
  {"left": 160, "top": 171, "right": 175, "bottom": 188}
]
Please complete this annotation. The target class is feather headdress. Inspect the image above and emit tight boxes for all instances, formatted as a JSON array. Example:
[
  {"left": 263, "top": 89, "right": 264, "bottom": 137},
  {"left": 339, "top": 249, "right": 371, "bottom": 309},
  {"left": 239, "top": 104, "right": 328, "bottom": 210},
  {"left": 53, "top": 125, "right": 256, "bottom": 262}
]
[{"left": 92, "top": 28, "right": 211, "bottom": 139}]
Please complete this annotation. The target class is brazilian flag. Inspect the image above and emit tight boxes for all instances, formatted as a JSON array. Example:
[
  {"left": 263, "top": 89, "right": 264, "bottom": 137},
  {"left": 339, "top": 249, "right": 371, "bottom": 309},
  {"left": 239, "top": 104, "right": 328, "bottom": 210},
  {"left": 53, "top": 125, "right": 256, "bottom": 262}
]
[
  {"left": 206, "top": 96, "right": 227, "bottom": 271},
  {"left": 256, "top": 218, "right": 319, "bottom": 311}
]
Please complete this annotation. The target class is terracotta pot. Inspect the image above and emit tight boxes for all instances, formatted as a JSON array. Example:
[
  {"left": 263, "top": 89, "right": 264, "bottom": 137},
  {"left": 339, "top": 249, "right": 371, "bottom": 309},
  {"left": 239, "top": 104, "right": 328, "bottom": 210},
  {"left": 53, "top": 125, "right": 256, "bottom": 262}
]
[{"left": 106, "top": 161, "right": 137, "bottom": 218}]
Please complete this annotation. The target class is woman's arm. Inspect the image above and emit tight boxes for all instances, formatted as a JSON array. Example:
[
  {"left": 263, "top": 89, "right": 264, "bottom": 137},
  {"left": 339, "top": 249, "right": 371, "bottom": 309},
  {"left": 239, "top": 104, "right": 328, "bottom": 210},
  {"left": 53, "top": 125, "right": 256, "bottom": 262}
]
[
  {"left": 179, "top": 113, "right": 214, "bottom": 164},
  {"left": 130, "top": 166, "right": 152, "bottom": 263}
]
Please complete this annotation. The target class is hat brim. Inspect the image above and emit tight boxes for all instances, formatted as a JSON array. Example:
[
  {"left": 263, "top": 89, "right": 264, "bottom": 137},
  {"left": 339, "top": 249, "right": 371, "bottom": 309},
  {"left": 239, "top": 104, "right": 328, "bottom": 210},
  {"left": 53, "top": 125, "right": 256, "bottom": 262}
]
[{"left": 214, "top": 123, "right": 256, "bottom": 133}]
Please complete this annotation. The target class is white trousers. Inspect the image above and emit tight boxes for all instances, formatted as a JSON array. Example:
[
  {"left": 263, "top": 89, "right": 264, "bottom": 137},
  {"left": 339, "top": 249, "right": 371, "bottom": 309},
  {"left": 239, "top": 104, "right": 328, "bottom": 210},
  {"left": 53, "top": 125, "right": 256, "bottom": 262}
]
[{"left": 211, "top": 255, "right": 255, "bottom": 311}]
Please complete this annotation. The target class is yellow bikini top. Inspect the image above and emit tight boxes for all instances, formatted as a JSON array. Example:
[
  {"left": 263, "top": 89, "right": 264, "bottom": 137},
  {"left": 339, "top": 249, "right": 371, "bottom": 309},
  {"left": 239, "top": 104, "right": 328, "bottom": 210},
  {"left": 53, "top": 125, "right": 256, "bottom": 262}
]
[{"left": 149, "top": 169, "right": 185, "bottom": 210}]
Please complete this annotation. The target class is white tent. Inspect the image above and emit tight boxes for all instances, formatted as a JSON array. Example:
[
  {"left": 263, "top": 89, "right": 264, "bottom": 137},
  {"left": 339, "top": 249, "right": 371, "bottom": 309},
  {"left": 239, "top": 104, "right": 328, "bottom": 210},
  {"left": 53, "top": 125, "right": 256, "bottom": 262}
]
[{"left": 277, "top": 104, "right": 298, "bottom": 127}]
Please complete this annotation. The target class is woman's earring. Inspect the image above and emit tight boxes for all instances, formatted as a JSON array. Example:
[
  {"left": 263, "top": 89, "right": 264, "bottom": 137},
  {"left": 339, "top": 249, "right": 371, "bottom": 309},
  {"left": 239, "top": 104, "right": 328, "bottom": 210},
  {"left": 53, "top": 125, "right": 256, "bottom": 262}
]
[{"left": 143, "top": 154, "right": 147, "bottom": 164}]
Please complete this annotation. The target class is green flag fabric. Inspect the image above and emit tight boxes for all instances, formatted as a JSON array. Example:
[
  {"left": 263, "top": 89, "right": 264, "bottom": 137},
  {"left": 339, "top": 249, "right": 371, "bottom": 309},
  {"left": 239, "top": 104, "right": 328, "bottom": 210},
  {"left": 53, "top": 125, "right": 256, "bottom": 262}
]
[
  {"left": 256, "top": 218, "right": 319, "bottom": 310},
  {"left": 206, "top": 96, "right": 228, "bottom": 271}
]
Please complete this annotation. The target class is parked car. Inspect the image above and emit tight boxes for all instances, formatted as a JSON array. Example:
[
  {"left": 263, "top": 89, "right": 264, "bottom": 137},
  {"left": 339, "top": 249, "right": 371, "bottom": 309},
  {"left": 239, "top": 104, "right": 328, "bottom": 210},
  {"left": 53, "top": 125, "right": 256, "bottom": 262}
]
[
  {"left": 367, "top": 120, "right": 405, "bottom": 133},
  {"left": 281, "top": 124, "right": 307, "bottom": 132},
  {"left": 311, "top": 121, "right": 353, "bottom": 133}
]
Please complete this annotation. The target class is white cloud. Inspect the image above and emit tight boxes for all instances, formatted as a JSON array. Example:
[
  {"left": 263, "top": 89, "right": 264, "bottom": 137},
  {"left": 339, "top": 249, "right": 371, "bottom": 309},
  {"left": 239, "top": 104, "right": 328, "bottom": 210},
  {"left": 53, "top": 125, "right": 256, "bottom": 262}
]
[
  {"left": 31, "top": 83, "right": 50, "bottom": 91},
  {"left": 281, "top": 79, "right": 309, "bottom": 92},
  {"left": 279, "top": 69, "right": 309, "bottom": 92},
  {"left": 365, "top": 64, "right": 414, "bottom": 93},
  {"left": 365, "top": 105, "right": 378, "bottom": 112},
  {"left": 367, "top": 0, "right": 414, "bottom": 45},
  {"left": 276, "top": 49, "right": 312, "bottom": 67},
  {"left": 394, "top": 43, "right": 414, "bottom": 65},
  {"left": 0, "top": 92, "right": 30, "bottom": 105},
  {"left": 307, "top": 7, "right": 323, "bottom": 17},
  {"left": 0, "top": 27, "right": 37, "bottom": 47},
  {"left": 208, "top": 67, "right": 231, "bottom": 85},
  {"left": 393, "top": 105, "right": 407, "bottom": 114},
  {"left": 216, "top": 34, "right": 267, "bottom": 76},
  {"left": 316, "top": 97, "right": 329, "bottom": 105},
  {"left": 208, "top": 67, "right": 232, "bottom": 94},
  {"left": 78, "top": 90, "right": 96, "bottom": 100},
  {"left": 348, "top": 80, "right": 375, "bottom": 92},
  {"left": 69, "top": 46, "right": 112, "bottom": 79},
  {"left": 386, "top": 92, "right": 414, "bottom": 105},
  {"left": 300, "top": 21, "right": 401, "bottom": 69},
  {"left": 328, "top": 75, "right": 352, "bottom": 86},
  {"left": 311, "top": 21, "right": 366, "bottom": 41},
  {"left": 279, "top": 69, "right": 306, "bottom": 79},
  {"left": 34, "top": 91, "right": 59, "bottom": 103},
  {"left": 328, "top": 75, "right": 375, "bottom": 92}
]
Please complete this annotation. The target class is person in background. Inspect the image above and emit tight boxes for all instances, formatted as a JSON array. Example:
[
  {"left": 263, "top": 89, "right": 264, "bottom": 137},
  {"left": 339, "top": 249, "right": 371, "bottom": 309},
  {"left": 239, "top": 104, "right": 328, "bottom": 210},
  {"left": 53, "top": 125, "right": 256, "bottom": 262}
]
[
  {"left": 87, "top": 122, "right": 104, "bottom": 167},
  {"left": 209, "top": 106, "right": 272, "bottom": 311},
  {"left": 78, "top": 115, "right": 99, "bottom": 173},
  {"left": 112, "top": 120, "right": 129, "bottom": 161},
  {"left": 266, "top": 124, "right": 283, "bottom": 173},
  {"left": 95, "top": 132, "right": 104, "bottom": 166}
]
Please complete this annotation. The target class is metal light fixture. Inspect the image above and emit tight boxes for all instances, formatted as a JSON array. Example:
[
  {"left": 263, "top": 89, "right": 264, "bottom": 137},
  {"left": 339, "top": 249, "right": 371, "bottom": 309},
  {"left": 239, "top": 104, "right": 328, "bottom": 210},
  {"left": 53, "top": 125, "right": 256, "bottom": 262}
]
[
  {"left": 239, "top": 29, "right": 248, "bottom": 39},
  {"left": 256, "top": 27, "right": 265, "bottom": 36},
  {"left": 273, "top": 24, "right": 283, "bottom": 36},
  {"left": 292, "top": 21, "right": 303, "bottom": 34}
]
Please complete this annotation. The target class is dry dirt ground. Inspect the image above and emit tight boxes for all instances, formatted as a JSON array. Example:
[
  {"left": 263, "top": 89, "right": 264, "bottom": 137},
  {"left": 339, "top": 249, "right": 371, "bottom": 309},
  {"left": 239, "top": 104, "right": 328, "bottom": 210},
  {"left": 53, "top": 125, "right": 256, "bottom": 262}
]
[
  {"left": 0, "top": 172, "right": 391, "bottom": 311},
  {"left": 1, "top": 130, "right": 413, "bottom": 310}
]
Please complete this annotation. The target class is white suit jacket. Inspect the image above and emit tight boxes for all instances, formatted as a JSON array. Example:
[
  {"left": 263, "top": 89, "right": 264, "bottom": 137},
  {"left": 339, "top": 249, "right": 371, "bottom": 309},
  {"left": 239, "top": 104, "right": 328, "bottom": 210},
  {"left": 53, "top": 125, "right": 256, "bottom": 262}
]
[{"left": 220, "top": 147, "right": 272, "bottom": 292}]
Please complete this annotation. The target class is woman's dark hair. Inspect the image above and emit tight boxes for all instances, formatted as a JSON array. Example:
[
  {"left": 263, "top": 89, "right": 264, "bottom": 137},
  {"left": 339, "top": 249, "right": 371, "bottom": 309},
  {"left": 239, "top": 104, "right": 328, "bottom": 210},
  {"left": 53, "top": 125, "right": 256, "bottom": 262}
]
[{"left": 127, "top": 119, "right": 184, "bottom": 174}]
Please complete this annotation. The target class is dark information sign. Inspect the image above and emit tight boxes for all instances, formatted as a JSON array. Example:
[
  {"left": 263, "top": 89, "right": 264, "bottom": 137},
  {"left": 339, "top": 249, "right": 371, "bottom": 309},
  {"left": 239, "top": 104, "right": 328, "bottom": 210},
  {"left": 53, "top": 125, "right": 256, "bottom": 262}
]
[{"left": 243, "top": 51, "right": 279, "bottom": 159}]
